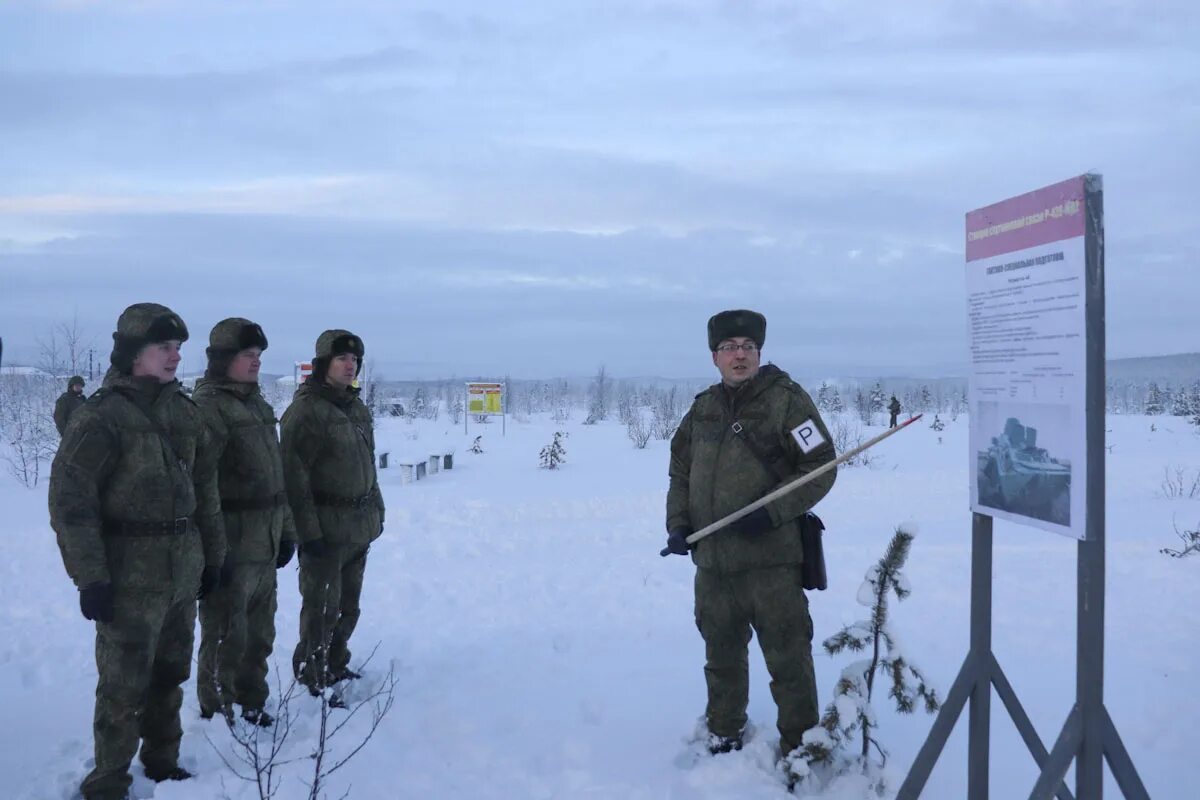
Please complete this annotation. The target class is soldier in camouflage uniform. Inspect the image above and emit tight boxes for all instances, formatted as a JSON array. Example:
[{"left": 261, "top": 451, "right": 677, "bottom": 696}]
[
  {"left": 48, "top": 303, "right": 227, "bottom": 800},
  {"left": 664, "top": 309, "right": 837, "bottom": 759},
  {"left": 194, "top": 318, "right": 297, "bottom": 726},
  {"left": 54, "top": 374, "right": 87, "bottom": 436},
  {"left": 281, "top": 330, "right": 384, "bottom": 695}
]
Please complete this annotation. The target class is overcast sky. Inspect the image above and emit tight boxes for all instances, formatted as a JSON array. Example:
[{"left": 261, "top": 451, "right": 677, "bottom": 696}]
[{"left": 1, "top": 0, "right": 1197, "bottom": 381}]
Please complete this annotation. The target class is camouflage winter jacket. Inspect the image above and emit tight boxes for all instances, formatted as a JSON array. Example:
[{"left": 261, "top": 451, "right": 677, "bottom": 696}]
[
  {"left": 48, "top": 370, "right": 226, "bottom": 590},
  {"left": 280, "top": 379, "right": 384, "bottom": 547},
  {"left": 193, "top": 377, "right": 297, "bottom": 564},
  {"left": 667, "top": 365, "right": 836, "bottom": 572},
  {"left": 54, "top": 391, "right": 86, "bottom": 436}
]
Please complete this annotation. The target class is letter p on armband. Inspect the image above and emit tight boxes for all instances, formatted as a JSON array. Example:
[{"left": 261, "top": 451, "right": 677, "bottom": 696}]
[{"left": 790, "top": 419, "right": 827, "bottom": 454}]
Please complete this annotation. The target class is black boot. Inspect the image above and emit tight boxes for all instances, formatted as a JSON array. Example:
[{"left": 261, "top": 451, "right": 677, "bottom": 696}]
[
  {"left": 145, "top": 765, "right": 194, "bottom": 782},
  {"left": 200, "top": 701, "right": 234, "bottom": 723},
  {"left": 242, "top": 707, "right": 274, "bottom": 728},
  {"left": 707, "top": 732, "right": 743, "bottom": 755},
  {"left": 326, "top": 665, "right": 362, "bottom": 683}
]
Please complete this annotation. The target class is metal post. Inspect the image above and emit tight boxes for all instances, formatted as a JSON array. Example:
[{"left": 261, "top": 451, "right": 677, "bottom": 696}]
[
  {"left": 969, "top": 513, "right": 993, "bottom": 799},
  {"left": 1075, "top": 172, "right": 1106, "bottom": 800}
]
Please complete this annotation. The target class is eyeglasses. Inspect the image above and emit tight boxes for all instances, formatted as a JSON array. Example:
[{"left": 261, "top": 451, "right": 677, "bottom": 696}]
[{"left": 715, "top": 343, "right": 758, "bottom": 353}]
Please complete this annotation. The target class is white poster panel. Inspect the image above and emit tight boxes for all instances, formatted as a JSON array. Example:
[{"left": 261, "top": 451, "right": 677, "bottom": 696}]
[{"left": 966, "top": 177, "right": 1088, "bottom": 539}]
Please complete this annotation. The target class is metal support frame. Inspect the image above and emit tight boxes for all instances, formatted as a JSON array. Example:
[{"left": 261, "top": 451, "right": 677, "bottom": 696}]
[{"left": 897, "top": 176, "right": 1148, "bottom": 799}]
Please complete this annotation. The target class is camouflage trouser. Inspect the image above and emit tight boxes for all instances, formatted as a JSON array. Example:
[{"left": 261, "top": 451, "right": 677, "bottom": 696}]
[
  {"left": 292, "top": 543, "right": 368, "bottom": 690},
  {"left": 694, "top": 564, "right": 818, "bottom": 755},
  {"left": 197, "top": 560, "right": 278, "bottom": 715},
  {"left": 81, "top": 587, "right": 197, "bottom": 800}
]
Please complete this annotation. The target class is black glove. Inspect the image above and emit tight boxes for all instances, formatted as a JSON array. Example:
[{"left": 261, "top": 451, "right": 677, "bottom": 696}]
[
  {"left": 219, "top": 558, "right": 236, "bottom": 587},
  {"left": 299, "top": 538, "right": 328, "bottom": 559},
  {"left": 198, "top": 565, "right": 222, "bottom": 599},
  {"left": 276, "top": 539, "right": 296, "bottom": 569},
  {"left": 79, "top": 582, "right": 115, "bottom": 623},
  {"left": 659, "top": 527, "right": 693, "bottom": 557},
  {"left": 728, "top": 506, "right": 774, "bottom": 537}
]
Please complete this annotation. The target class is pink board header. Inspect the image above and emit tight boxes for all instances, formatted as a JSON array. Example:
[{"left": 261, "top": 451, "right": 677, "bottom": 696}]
[{"left": 965, "top": 175, "right": 1086, "bottom": 261}]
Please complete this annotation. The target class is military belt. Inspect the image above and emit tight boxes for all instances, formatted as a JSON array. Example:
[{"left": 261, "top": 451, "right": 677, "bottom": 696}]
[
  {"left": 103, "top": 516, "right": 192, "bottom": 537},
  {"left": 221, "top": 491, "right": 287, "bottom": 513},
  {"left": 312, "top": 490, "right": 375, "bottom": 510}
]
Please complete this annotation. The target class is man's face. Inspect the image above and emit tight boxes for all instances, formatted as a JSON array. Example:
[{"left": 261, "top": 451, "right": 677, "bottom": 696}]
[
  {"left": 326, "top": 352, "right": 359, "bottom": 389},
  {"left": 70, "top": 384, "right": 83, "bottom": 395},
  {"left": 227, "top": 347, "right": 262, "bottom": 384},
  {"left": 132, "top": 340, "right": 183, "bottom": 383},
  {"left": 712, "top": 336, "right": 761, "bottom": 387}
]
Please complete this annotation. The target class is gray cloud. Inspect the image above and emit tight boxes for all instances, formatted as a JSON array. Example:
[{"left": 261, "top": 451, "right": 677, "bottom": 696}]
[
  {"left": 1, "top": 210, "right": 1189, "bottom": 381},
  {"left": 0, "top": 0, "right": 1196, "bottom": 379}
]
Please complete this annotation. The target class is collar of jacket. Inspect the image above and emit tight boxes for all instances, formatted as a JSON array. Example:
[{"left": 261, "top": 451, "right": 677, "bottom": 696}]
[
  {"left": 102, "top": 369, "right": 180, "bottom": 407},
  {"left": 298, "top": 377, "right": 355, "bottom": 408},
  {"left": 715, "top": 364, "right": 788, "bottom": 410},
  {"left": 196, "top": 376, "right": 260, "bottom": 400}
]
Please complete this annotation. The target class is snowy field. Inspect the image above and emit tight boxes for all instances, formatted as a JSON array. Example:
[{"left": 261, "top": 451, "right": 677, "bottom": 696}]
[{"left": 2, "top": 410, "right": 1198, "bottom": 799}]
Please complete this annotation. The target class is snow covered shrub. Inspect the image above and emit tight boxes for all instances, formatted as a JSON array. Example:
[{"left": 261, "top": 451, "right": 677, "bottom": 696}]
[
  {"left": 786, "top": 524, "right": 939, "bottom": 795},
  {"left": 1159, "top": 465, "right": 1200, "bottom": 499},
  {"left": 616, "top": 382, "right": 639, "bottom": 426},
  {"left": 929, "top": 414, "right": 945, "bottom": 432},
  {"left": 830, "top": 415, "right": 875, "bottom": 468},
  {"left": 539, "top": 431, "right": 568, "bottom": 469},
  {"left": 585, "top": 366, "right": 610, "bottom": 425},
  {"left": 1161, "top": 520, "right": 1200, "bottom": 559},
  {"left": 0, "top": 373, "right": 59, "bottom": 488},
  {"left": 468, "top": 435, "right": 484, "bottom": 454},
  {"left": 626, "top": 412, "right": 650, "bottom": 449},
  {"left": 212, "top": 647, "right": 397, "bottom": 800},
  {"left": 650, "top": 387, "right": 682, "bottom": 440}
]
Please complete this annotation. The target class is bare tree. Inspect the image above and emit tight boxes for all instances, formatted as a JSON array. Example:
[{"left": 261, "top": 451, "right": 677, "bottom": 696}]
[
  {"left": 210, "top": 643, "right": 397, "bottom": 800},
  {"left": 0, "top": 373, "right": 60, "bottom": 487},
  {"left": 36, "top": 330, "right": 65, "bottom": 377},
  {"left": 626, "top": 411, "right": 651, "bottom": 449},
  {"left": 615, "top": 381, "right": 638, "bottom": 426},
  {"left": 58, "top": 313, "right": 93, "bottom": 375},
  {"left": 1160, "top": 465, "right": 1200, "bottom": 499},
  {"left": 584, "top": 365, "right": 610, "bottom": 424},
  {"left": 1161, "top": 519, "right": 1200, "bottom": 559},
  {"left": 830, "top": 415, "right": 876, "bottom": 468},
  {"left": 35, "top": 313, "right": 94, "bottom": 377},
  {"left": 357, "top": 358, "right": 380, "bottom": 420},
  {"left": 649, "top": 386, "right": 681, "bottom": 440}
]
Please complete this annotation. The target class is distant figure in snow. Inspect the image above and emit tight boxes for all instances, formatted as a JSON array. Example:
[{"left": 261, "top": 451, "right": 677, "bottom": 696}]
[
  {"left": 663, "top": 309, "right": 837, "bottom": 769},
  {"left": 888, "top": 395, "right": 902, "bottom": 428},
  {"left": 53, "top": 374, "right": 87, "bottom": 435}
]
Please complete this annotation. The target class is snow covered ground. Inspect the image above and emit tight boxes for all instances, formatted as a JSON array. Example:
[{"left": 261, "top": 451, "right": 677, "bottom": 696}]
[{"left": 2, "top": 410, "right": 1197, "bottom": 799}]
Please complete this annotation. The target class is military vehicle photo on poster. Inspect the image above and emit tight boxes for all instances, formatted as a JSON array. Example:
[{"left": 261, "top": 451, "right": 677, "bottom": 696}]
[
  {"left": 965, "top": 175, "right": 1090, "bottom": 539},
  {"left": 974, "top": 401, "right": 1072, "bottom": 528}
]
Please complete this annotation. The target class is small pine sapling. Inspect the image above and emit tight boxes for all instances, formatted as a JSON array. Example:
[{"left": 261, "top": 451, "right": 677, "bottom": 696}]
[
  {"left": 539, "top": 431, "right": 568, "bottom": 469},
  {"left": 787, "top": 525, "right": 939, "bottom": 795}
]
